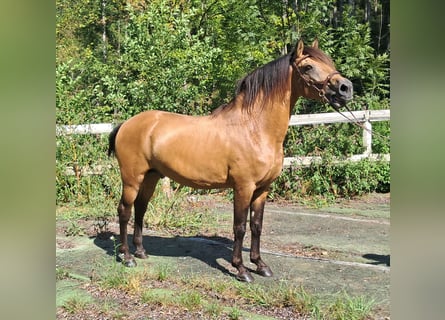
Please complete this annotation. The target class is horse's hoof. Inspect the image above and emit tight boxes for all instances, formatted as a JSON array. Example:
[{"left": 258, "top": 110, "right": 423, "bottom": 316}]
[
  {"left": 236, "top": 271, "right": 255, "bottom": 283},
  {"left": 257, "top": 266, "right": 273, "bottom": 277},
  {"left": 123, "top": 259, "right": 137, "bottom": 267},
  {"left": 134, "top": 251, "right": 147, "bottom": 259}
]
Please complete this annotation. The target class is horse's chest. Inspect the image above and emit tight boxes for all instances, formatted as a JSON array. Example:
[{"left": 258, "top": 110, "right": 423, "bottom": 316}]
[{"left": 254, "top": 149, "right": 284, "bottom": 184}]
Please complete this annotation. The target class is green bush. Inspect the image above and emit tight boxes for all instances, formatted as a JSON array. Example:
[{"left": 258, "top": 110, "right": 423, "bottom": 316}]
[{"left": 271, "top": 159, "right": 390, "bottom": 200}]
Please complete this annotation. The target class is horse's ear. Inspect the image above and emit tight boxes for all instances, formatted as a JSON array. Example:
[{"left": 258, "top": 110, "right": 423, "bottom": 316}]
[
  {"left": 296, "top": 40, "right": 304, "bottom": 57},
  {"left": 311, "top": 39, "right": 319, "bottom": 48}
]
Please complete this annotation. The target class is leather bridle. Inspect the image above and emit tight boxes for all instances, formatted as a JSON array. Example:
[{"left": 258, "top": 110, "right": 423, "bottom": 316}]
[{"left": 292, "top": 55, "right": 340, "bottom": 104}]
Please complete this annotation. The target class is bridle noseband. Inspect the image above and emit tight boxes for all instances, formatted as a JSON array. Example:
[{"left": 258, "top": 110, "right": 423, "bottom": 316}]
[{"left": 292, "top": 55, "right": 340, "bottom": 102}]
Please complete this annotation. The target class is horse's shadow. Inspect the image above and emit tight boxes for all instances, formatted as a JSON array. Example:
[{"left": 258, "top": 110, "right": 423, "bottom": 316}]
[
  {"left": 362, "top": 253, "right": 390, "bottom": 266},
  {"left": 92, "top": 232, "right": 245, "bottom": 277}
]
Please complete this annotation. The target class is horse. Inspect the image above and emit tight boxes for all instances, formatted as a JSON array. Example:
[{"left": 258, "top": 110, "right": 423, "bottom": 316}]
[{"left": 108, "top": 39, "right": 353, "bottom": 282}]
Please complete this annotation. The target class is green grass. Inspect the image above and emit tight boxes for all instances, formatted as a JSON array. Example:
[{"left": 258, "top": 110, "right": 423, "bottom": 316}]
[
  {"left": 61, "top": 293, "right": 94, "bottom": 314},
  {"left": 326, "top": 293, "right": 375, "bottom": 320},
  {"left": 154, "top": 263, "right": 173, "bottom": 281},
  {"left": 178, "top": 290, "right": 203, "bottom": 310}
]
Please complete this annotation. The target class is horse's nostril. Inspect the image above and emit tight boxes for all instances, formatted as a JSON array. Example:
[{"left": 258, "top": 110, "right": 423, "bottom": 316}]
[{"left": 340, "top": 84, "right": 349, "bottom": 93}]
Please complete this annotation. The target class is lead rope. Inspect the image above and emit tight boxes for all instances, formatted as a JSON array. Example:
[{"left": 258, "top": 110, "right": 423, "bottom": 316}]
[{"left": 328, "top": 100, "right": 390, "bottom": 142}]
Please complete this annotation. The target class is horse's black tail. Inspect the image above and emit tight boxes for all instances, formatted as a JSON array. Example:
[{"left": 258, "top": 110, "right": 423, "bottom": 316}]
[{"left": 108, "top": 123, "right": 123, "bottom": 157}]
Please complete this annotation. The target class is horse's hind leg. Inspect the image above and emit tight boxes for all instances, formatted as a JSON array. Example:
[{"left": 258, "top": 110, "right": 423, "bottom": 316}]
[
  {"left": 250, "top": 187, "right": 273, "bottom": 277},
  {"left": 133, "top": 171, "right": 161, "bottom": 259},
  {"left": 117, "top": 183, "right": 140, "bottom": 267}
]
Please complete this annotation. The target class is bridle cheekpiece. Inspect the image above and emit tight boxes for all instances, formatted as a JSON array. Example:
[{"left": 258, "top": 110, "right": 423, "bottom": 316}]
[{"left": 292, "top": 55, "right": 340, "bottom": 103}]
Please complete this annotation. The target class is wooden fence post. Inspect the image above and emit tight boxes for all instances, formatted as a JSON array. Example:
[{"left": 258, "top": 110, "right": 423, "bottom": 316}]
[
  {"left": 161, "top": 177, "right": 173, "bottom": 198},
  {"left": 362, "top": 110, "right": 372, "bottom": 156}
]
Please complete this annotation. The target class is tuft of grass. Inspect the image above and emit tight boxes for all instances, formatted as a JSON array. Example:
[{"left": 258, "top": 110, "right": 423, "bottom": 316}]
[
  {"left": 125, "top": 271, "right": 147, "bottom": 294},
  {"left": 98, "top": 262, "right": 129, "bottom": 289},
  {"left": 289, "top": 285, "right": 322, "bottom": 318},
  {"left": 65, "top": 221, "right": 85, "bottom": 236},
  {"left": 228, "top": 306, "right": 242, "bottom": 320},
  {"left": 61, "top": 294, "right": 93, "bottom": 314},
  {"left": 204, "top": 302, "right": 223, "bottom": 318},
  {"left": 154, "top": 263, "right": 173, "bottom": 281},
  {"left": 178, "top": 291, "right": 203, "bottom": 310},
  {"left": 56, "top": 266, "right": 70, "bottom": 280},
  {"left": 326, "top": 293, "right": 375, "bottom": 320},
  {"left": 98, "top": 261, "right": 151, "bottom": 295},
  {"left": 235, "top": 282, "right": 272, "bottom": 306},
  {"left": 141, "top": 288, "right": 175, "bottom": 306}
]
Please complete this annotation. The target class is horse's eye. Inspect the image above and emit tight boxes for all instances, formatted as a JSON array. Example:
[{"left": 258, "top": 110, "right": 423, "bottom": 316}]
[{"left": 304, "top": 65, "right": 313, "bottom": 72}]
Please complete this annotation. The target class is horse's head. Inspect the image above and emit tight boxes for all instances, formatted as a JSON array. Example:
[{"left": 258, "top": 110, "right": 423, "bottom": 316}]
[{"left": 292, "top": 39, "right": 353, "bottom": 109}]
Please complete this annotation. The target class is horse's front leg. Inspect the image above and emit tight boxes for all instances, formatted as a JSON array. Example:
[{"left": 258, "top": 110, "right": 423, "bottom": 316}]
[
  {"left": 250, "top": 188, "right": 273, "bottom": 277},
  {"left": 232, "top": 186, "right": 255, "bottom": 282}
]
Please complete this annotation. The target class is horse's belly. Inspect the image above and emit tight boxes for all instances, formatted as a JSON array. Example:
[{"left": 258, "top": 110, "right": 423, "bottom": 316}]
[
  {"left": 150, "top": 135, "right": 230, "bottom": 188},
  {"left": 155, "top": 160, "right": 229, "bottom": 189}
]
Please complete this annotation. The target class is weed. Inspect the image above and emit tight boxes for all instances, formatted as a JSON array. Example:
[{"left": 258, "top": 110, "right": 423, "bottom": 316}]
[
  {"left": 140, "top": 290, "right": 156, "bottom": 304},
  {"left": 125, "top": 271, "right": 146, "bottom": 294},
  {"left": 179, "top": 291, "right": 203, "bottom": 310},
  {"left": 235, "top": 282, "right": 272, "bottom": 306},
  {"left": 205, "top": 302, "right": 223, "bottom": 318},
  {"left": 109, "top": 235, "right": 121, "bottom": 261},
  {"left": 326, "top": 293, "right": 375, "bottom": 320},
  {"left": 155, "top": 263, "right": 173, "bottom": 281},
  {"left": 290, "top": 285, "right": 322, "bottom": 318},
  {"left": 65, "top": 221, "right": 85, "bottom": 236},
  {"left": 98, "top": 260, "right": 129, "bottom": 289},
  {"left": 56, "top": 266, "right": 70, "bottom": 280},
  {"left": 141, "top": 289, "right": 166, "bottom": 305},
  {"left": 62, "top": 294, "right": 92, "bottom": 314},
  {"left": 228, "top": 306, "right": 242, "bottom": 320}
]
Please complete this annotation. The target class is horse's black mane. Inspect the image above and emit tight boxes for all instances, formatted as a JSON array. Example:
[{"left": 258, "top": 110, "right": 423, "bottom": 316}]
[
  {"left": 211, "top": 45, "right": 334, "bottom": 116},
  {"left": 235, "top": 54, "right": 291, "bottom": 112}
]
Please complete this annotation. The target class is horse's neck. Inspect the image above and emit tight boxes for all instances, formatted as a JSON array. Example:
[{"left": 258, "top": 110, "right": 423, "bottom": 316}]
[{"left": 253, "top": 79, "right": 297, "bottom": 145}]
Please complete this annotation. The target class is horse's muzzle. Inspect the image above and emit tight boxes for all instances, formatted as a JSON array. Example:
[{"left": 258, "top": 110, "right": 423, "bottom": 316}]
[
  {"left": 326, "top": 78, "right": 353, "bottom": 109},
  {"left": 337, "top": 78, "right": 353, "bottom": 101}
]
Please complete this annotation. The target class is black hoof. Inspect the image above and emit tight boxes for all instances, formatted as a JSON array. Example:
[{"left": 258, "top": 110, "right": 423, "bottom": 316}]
[
  {"left": 236, "top": 271, "right": 255, "bottom": 283},
  {"left": 134, "top": 251, "right": 147, "bottom": 259},
  {"left": 257, "top": 266, "right": 273, "bottom": 277}
]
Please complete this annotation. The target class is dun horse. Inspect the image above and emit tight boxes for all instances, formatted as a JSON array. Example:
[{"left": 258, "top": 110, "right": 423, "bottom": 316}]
[{"left": 108, "top": 39, "right": 353, "bottom": 282}]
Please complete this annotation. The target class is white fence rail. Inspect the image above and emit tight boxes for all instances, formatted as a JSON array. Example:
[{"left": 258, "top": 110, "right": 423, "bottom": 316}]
[
  {"left": 285, "top": 109, "right": 390, "bottom": 166},
  {"left": 57, "top": 109, "right": 390, "bottom": 175}
]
